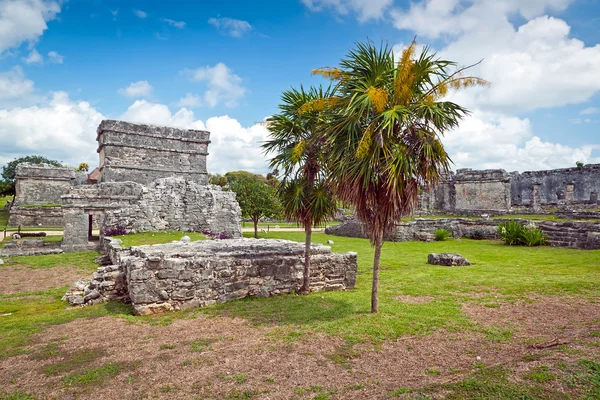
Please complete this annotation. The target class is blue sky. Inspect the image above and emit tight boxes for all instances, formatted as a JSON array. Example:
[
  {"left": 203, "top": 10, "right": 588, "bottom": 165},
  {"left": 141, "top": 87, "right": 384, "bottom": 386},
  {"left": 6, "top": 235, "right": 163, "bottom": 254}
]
[{"left": 0, "top": 0, "right": 599, "bottom": 174}]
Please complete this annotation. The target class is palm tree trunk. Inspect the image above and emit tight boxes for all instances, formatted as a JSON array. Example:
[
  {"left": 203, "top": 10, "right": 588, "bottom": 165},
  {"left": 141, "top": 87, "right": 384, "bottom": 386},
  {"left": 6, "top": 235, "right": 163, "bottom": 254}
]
[
  {"left": 301, "top": 220, "right": 312, "bottom": 294},
  {"left": 371, "top": 234, "right": 383, "bottom": 313}
]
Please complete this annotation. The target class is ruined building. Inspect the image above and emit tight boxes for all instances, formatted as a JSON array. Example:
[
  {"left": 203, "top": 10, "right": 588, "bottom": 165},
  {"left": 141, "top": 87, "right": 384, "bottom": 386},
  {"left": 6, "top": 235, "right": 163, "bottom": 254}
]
[
  {"left": 8, "top": 120, "right": 242, "bottom": 252},
  {"left": 420, "top": 165, "right": 600, "bottom": 214}
]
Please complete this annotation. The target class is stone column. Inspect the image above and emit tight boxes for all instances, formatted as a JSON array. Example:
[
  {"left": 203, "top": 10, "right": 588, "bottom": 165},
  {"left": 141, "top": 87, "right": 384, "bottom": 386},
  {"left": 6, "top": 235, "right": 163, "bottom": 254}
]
[
  {"left": 531, "top": 183, "right": 541, "bottom": 212},
  {"left": 591, "top": 191, "right": 598, "bottom": 205},
  {"left": 62, "top": 208, "right": 90, "bottom": 252},
  {"left": 565, "top": 183, "right": 574, "bottom": 203}
]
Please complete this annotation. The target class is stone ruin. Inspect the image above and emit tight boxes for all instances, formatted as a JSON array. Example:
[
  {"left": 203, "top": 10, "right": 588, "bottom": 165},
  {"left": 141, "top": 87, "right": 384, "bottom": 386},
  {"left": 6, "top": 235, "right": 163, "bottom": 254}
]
[
  {"left": 64, "top": 237, "right": 357, "bottom": 315},
  {"left": 0, "top": 118, "right": 357, "bottom": 312},
  {"left": 420, "top": 165, "right": 600, "bottom": 215}
]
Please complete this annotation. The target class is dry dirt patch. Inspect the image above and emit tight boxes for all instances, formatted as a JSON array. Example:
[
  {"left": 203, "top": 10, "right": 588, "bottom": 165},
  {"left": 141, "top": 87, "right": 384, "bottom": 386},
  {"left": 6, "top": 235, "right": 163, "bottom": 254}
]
[
  {"left": 1, "top": 296, "right": 599, "bottom": 399},
  {"left": 0, "top": 264, "right": 86, "bottom": 295},
  {"left": 395, "top": 295, "right": 434, "bottom": 304}
]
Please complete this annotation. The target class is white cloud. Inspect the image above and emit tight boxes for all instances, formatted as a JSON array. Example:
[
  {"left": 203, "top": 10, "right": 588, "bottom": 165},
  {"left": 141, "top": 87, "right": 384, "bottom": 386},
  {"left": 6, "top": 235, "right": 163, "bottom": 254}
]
[
  {"left": 442, "top": 111, "right": 600, "bottom": 171},
  {"left": 0, "top": 67, "right": 35, "bottom": 101},
  {"left": 24, "top": 48, "right": 43, "bottom": 64},
  {"left": 110, "top": 8, "right": 118, "bottom": 20},
  {"left": 581, "top": 107, "right": 599, "bottom": 115},
  {"left": 47, "top": 50, "right": 63, "bottom": 64},
  {"left": 301, "top": 0, "right": 393, "bottom": 21},
  {"left": 162, "top": 18, "right": 185, "bottom": 29},
  {"left": 176, "top": 93, "right": 202, "bottom": 108},
  {"left": 183, "top": 63, "right": 245, "bottom": 108},
  {"left": 117, "top": 80, "right": 153, "bottom": 98},
  {"left": 133, "top": 9, "right": 147, "bottom": 18},
  {"left": 0, "top": 91, "right": 105, "bottom": 168},
  {"left": 208, "top": 17, "right": 252, "bottom": 38},
  {"left": 119, "top": 100, "right": 269, "bottom": 174},
  {"left": 0, "top": 0, "right": 61, "bottom": 54}
]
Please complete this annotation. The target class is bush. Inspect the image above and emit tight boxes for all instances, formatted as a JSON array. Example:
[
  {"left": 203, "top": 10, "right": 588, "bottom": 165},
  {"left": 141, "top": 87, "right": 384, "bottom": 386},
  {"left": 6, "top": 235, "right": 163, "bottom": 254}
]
[
  {"left": 102, "top": 226, "right": 128, "bottom": 236},
  {"left": 18, "top": 232, "right": 47, "bottom": 237},
  {"left": 497, "top": 220, "right": 547, "bottom": 246},
  {"left": 201, "top": 230, "right": 232, "bottom": 240},
  {"left": 433, "top": 228, "right": 451, "bottom": 241}
]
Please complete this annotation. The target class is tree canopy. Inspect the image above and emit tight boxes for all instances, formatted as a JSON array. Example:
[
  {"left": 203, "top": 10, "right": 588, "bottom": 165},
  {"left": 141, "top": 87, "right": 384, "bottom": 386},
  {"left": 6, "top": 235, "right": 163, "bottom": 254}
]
[{"left": 0, "top": 155, "right": 63, "bottom": 197}]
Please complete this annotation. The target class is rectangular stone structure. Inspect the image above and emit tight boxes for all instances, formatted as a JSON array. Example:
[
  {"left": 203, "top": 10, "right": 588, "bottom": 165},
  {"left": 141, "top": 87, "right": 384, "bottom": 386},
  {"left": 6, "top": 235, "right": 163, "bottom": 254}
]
[
  {"left": 64, "top": 238, "right": 358, "bottom": 315},
  {"left": 97, "top": 120, "right": 210, "bottom": 185}
]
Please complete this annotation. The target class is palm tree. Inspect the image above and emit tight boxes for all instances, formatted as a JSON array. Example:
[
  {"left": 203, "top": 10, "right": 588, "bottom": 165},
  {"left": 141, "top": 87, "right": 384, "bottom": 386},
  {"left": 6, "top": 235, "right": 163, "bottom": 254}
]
[
  {"left": 263, "top": 86, "right": 337, "bottom": 294},
  {"left": 314, "top": 41, "right": 488, "bottom": 312}
]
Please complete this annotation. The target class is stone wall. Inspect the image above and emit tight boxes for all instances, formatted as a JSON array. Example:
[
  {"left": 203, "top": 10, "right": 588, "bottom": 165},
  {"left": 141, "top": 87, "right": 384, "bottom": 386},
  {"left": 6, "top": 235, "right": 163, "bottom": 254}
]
[
  {"left": 8, "top": 163, "right": 80, "bottom": 227},
  {"left": 61, "top": 177, "right": 242, "bottom": 252},
  {"left": 425, "top": 164, "right": 600, "bottom": 213},
  {"left": 97, "top": 120, "right": 210, "bottom": 185},
  {"left": 64, "top": 237, "right": 358, "bottom": 315},
  {"left": 325, "top": 216, "right": 600, "bottom": 250},
  {"left": 511, "top": 164, "right": 600, "bottom": 206}
]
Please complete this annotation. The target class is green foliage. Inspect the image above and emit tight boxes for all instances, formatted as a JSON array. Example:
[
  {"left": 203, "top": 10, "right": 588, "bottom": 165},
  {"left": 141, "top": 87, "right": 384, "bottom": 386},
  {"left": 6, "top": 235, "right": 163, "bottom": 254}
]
[
  {"left": 208, "top": 173, "right": 228, "bottom": 187},
  {"left": 76, "top": 162, "right": 89, "bottom": 172},
  {"left": 576, "top": 161, "right": 584, "bottom": 169},
  {"left": 0, "top": 155, "right": 63, "bottom": 196},
  {"left": 497, "top": 220, "right": 547, "bottom": 247},
  {"left": 433, "top": 228, "right": 450, "bottom": 241},
  {"left": 226, "top": 171, "right": 282, "bottom": 237}
]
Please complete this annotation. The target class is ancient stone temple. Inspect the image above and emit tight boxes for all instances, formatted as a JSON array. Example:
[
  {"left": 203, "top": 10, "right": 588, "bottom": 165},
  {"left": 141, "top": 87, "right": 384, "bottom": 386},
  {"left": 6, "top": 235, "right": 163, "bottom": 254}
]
[
  {"left": 60, "top": 120, "right": 241, "bottom": 252},
  {"left": 97, "top": 120, "right": 210, "bottom": 184}
]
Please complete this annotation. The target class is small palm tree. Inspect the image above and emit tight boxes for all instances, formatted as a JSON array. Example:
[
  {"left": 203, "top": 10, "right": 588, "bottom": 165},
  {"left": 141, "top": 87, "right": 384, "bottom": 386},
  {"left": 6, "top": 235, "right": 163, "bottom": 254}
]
[
  {"left": 315, "top": 41, "right": 488, "bottom": 312},
  {"left": 263, "top": 86, "right": 337, "bottom": 294}
]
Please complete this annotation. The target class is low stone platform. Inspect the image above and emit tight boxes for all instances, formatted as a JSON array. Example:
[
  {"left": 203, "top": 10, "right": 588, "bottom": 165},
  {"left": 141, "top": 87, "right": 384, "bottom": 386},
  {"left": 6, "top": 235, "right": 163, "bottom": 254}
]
[
  {"left": 65, "top": 237, "right": 358, "bottom": 315},
  {"left": 0, "top": 239, "right": 64, "bottom": 257}
]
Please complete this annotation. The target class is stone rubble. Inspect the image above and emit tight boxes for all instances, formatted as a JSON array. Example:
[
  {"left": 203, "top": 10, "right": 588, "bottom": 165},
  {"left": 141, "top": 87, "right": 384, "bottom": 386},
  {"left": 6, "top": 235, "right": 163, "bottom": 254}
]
[{"left": 427, "top": 253, "right": 471, "bottom": 266}]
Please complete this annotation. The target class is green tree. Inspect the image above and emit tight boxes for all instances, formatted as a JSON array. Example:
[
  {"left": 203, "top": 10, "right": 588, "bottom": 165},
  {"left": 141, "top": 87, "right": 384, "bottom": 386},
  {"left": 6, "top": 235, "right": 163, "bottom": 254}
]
[
  {"left": 77, "top": 162, "right": 89, "bottom": 172},
  {"left": 264, "top": 86, "right": 337, "bottom": 294},
  {"left": 316, "top": 41, "right": 487, "bottom": 312},
  {"left": 208, "top": 173, "right": 228, "bottom": 187},
  {"left": 226, "top": 171, "right": 282, "bottom": 238},
  {"left": 0, "top": 155, "right": 63, "bottom": 197}
]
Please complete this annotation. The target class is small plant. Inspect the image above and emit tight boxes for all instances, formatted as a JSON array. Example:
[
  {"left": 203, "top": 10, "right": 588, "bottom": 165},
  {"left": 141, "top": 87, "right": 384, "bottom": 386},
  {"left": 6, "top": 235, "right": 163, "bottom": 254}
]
[
  {"left": 497, "top": 220, "right": 547, "bottom": 246},
  {"left": 101, "top": 226, "right": 128, "bottom": 236},
  {"left": 433, "top": 228, "right": 451, "bottom": 241},
  {"left": 497, "top": 220, "right": 523, "bottom": 245},
  {"left": 520, "top": 226, "right": 547, "bottom": 247},
  {"left": 201, "top": 230, "right": 232, "bottom": 240},
  {"left": 576, "top": 161, "right": 584, "bottom": 169}
]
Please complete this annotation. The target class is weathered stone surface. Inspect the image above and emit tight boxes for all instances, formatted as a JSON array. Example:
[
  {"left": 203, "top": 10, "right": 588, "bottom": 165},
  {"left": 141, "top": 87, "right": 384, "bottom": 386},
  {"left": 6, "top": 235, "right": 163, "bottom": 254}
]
[
  {"left": 65, "top": 238, "right": 358, "bottom": 315},
  {"left": 97, "top": 120, "right": 210, "bottom": 185},
  {"left": 428, "top": 253, "right": 470, "bottom": 266},
  {"left": 326, "top": 216, "right": 600, "bottom": 250},
  {"left": 0, "top": 240, "right": 63, "bottom": 257}
]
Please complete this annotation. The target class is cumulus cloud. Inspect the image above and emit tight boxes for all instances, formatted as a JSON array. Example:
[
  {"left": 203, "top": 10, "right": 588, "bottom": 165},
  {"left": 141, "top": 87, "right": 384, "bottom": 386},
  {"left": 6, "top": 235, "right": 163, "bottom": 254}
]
[
  {"left": 117, "top": 80, "right": 153, "bottom": 98},
  {"left": 0, "top": 91, "right": 105, "bottom": 168},
  {"left": 118, "top": 100, "right": 269, "bottom": 174},
  {"left": 183, "top": 63, "right": 245, "bottom": 108},
  {"left": 208, "top": 17, "right": 252, "bottom": 38},
  {"left": 162, "top": 18, "right": 185, "bottom": 29},
  {"left": 24, "top": 48, "right": 43, "bottom": 64},
  {"left": 133, "top": 9, "right": 147, "bottom": 18},
  {"left": 47, "top": 50, "right": 63, "bottom": 64},
  {"left": 0, "top": 0, "right": 61, "bottom": 54},
  {"left": 301, "top": 0, "right": 393, "bottom": 21},
  {"left": 440, "top": 111, "right": 600, "bottom": 171},
  {"left": 176, "top": 93, "right": 202, "bottom": 108},
  {"left": 0, "top": 67, "right": 35, "bottom": 102}
]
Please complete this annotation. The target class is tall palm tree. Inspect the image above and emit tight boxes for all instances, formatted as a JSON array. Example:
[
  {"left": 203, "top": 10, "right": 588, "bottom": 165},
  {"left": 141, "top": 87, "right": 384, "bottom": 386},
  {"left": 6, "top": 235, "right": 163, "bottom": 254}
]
[
  {"left": 263, "top": 86, "right": 337, "bottom": 294},
  {"left": 314, "top": 41, "right": 488, "bottom": 312}
]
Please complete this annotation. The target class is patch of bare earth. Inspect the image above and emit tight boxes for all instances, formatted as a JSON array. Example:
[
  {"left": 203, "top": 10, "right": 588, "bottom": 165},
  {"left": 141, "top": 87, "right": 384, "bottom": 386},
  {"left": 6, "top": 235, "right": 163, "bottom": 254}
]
[
  {"left": 1, "top": 296, "right": 599, "bottom": 399},
  {"left": 395, "top": 295, "right": 434, "bottom": 304},
  {"left": 0, "top": 264, "right": 86, "bottom": 295}
]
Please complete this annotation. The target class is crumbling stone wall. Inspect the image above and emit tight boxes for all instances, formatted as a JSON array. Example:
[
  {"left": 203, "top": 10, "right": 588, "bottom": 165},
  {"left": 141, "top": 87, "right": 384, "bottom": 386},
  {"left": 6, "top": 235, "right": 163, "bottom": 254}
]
[
  {"left": 97, "top": 120, "right": 210, "bottom": 185},
  {"left": 8, "top": 163, "right": 80, "bottom": 227},
  {"left": 61, "top": 177, "right": 242, "bottom": 252},
  {"left": 325, "top": 217, "right": 600, "bottom": 249},
  {"left": 64, "top": 237, "right": 358, "bottom": 315},
  {"left": 511, "top": 164, "right": 600, "bottom": 206}
]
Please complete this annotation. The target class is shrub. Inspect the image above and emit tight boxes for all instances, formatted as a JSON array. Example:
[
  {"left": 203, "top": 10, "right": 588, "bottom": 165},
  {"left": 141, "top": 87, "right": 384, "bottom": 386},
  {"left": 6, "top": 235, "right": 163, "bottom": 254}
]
[
  {"left": 520, "top": 226, "right": 547, "bottom": 247},
  {"left": 201, "top": 230, "right": 232, "bottom": 240},
  {"left": 497, "top": 220, "right": 547, "bottom": 246},
  {"left": 497, "top": 220, "right": 523, "bottom": 245},
  {"left": 433, "top": 228, "right": 451, "bottom": 241},
  {"left": 102, "top": 226, "right": 128, "bottom": 236},
  {"left": 18, "top": 232, "right": 47, "bottom": 237}
]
